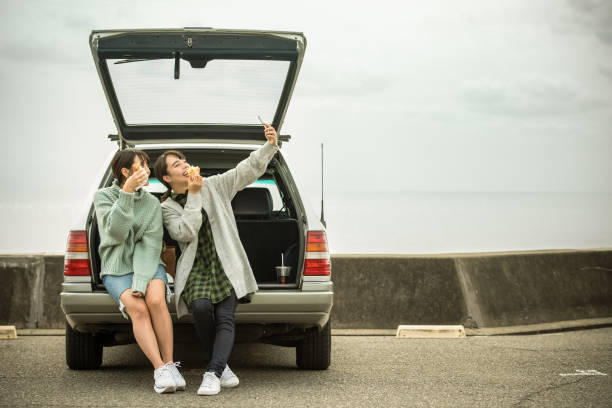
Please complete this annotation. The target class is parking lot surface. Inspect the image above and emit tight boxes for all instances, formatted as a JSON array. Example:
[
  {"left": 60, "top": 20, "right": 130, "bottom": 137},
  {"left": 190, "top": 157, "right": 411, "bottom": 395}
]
[{"left": 1, "top": 327, "right": 611, "bottom": 407}]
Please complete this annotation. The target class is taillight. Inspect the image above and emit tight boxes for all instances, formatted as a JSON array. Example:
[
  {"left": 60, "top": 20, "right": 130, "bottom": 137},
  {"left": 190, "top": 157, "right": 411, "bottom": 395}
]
[
  {"left": 306, "top": 230, "right": 328, "bottom": 252},
  {"left": 64, "top": 230, "right": 92, "bottom": 276},
  {"left": 304, "top": 231, "right": 331, "bottom": 276}
]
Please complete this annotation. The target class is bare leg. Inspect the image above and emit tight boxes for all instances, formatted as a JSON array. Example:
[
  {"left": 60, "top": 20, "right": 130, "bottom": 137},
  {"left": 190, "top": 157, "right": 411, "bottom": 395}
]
[
  {"left": 120, "top": 290, "right": 165, "bottom": 369},
  {"left": 145, "top": 279, "right": 174, "bottom": 364}
]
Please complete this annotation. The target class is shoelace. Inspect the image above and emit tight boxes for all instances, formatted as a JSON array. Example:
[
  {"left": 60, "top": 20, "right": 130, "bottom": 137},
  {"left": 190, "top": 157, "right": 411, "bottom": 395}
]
[
  {"left": 155, "top": 365, "right": 172, "bottom": 378},
  {"left": 164, "top": 361, "right": 183, "bottom": 379},
  {"left": 203, "top": 372, "right": 217, "bottom": 386}
]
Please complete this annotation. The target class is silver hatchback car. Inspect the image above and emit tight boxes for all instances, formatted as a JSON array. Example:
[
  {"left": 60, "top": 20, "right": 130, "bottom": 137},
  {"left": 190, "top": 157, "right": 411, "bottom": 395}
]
[{"left": 60, "top": 28, "right": 333, "bottom": 371}]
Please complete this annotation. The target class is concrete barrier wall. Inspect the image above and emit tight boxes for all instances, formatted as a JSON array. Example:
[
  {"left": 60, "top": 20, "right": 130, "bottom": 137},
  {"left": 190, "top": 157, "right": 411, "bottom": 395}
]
[
  {"left": 330, "top": 256, "right": 469, "bottom": 329},
  {"left": 0, "top": 255, "right": 64, "bottom": 329},
  {"left": 453, "top": 251, "right": 612, "bottom": 328},
  {"left": 2, "top": 251, "right": 612, "bottom": 329},
  {"left": 331, "top": 251, "right": 612, "bottom": 329}
]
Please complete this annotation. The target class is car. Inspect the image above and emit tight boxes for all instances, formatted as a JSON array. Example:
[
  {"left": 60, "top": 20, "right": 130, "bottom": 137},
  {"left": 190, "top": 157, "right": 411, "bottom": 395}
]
[{"left": 60, "top": 28, "right": 333, "bottom": 371}]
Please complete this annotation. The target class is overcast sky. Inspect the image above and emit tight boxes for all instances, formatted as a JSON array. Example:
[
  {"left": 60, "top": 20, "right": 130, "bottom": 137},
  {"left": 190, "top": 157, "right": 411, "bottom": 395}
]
[{"left": 0, "top": 0, "right": 611, "bottom": 253}]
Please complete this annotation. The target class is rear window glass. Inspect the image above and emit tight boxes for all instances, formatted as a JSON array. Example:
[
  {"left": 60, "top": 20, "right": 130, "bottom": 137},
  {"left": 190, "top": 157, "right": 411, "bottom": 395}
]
[{"left": 106, "top": 58, "right": 290, "bottom": 125}]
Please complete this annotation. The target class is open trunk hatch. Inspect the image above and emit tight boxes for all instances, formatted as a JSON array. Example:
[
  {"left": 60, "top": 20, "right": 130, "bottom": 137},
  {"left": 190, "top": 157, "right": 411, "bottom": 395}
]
[{"left": 90, "top": 28, "right": 306, "bottom": 145}]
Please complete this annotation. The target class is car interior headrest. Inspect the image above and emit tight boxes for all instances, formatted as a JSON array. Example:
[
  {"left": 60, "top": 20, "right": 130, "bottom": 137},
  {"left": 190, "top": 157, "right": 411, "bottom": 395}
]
[{"left": 232, "top": 188, "right": 273, "bottom": 218}]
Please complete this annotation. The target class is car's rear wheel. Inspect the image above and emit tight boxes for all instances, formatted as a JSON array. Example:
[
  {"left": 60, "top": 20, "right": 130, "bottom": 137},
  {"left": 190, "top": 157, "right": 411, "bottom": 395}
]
[
  {"left": 296, "top": 319, "right": 331, "bottom": 370},
  {"left": 66, "top": 321, "right": 103, "bottom": 370}
]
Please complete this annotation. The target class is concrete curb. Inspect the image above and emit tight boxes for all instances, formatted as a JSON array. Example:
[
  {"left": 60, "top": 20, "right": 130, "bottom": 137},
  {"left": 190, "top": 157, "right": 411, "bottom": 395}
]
[
  {"left": 16, "top": 329, "right": 66, "bottom": 336},
  {"left": 332, "top": 318, "right": 612, "bottom": 336},
  {"left": 13, "top": 318, "right": 612, "bottom": 337},
  {"left": 465, "top": 317, "right": 612, "bottom": 336},
  {"left": 332, "top": 329, "right": 396, "bottom": 336}
]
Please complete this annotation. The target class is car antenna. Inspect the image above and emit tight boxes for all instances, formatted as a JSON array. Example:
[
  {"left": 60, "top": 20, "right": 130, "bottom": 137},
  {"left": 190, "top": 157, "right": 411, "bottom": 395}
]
[{"left": 320, "top": 142, "right": 326, "bottom": 228}]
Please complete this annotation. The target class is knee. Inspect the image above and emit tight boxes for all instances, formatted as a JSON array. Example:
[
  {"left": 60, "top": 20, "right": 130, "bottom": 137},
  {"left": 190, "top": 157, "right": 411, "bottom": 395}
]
[
  {"left": 215, "top": 309, "right": 235, "bottom": 328},
  {"left": 214, "top": 300, "right": 237, "bottom": 324},
  {"left": 145, "top": 294, "right": 167, "bottom": 312},
  {"left": 126, "top": 301, "right": 149, "bottom": 320}
]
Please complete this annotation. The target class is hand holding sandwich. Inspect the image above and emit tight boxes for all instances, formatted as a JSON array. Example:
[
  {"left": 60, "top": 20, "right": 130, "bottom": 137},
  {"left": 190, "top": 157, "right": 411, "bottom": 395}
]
[
  {"left": 187, "top": 165, "right": 203, "bottom": 195},
  {"left": 123, "top": 164, "right": 148, "bottom": 193}
]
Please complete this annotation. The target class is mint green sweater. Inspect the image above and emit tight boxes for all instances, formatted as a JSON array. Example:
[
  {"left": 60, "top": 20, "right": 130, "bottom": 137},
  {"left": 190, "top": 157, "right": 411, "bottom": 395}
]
[{"left": 93, "top": 180, "right": 163, "bottom": 295}]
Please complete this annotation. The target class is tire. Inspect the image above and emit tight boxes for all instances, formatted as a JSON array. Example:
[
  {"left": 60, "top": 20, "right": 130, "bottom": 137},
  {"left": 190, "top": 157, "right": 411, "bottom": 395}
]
[
  {"left": 296, "top": 319, "right": 331, "bottom": 370},
  {"left": 66, "top": 321, "right": 103, "bottom": 370}
]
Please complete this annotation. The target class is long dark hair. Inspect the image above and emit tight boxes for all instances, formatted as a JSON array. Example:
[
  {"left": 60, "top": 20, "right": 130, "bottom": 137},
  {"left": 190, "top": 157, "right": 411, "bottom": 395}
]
[
  {"left": 110, "top": 149, "right": 150, "bottom": 186},
  {"left": 154, "top": 150, "right": 186, "bottom": 202}
]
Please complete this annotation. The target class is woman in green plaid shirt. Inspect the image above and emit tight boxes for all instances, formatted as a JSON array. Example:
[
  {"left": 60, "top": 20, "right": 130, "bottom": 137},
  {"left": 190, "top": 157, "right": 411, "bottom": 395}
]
[
  {"left": 172, "top": 190, "right": 234, "bottom": 307},
  {"left": 155, "top": 122, "right": 279, "bottom": 396}
]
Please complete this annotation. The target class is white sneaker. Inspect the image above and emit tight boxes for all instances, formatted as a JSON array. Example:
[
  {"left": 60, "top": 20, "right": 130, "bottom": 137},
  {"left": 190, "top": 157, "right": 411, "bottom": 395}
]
[
  {"left": 197, "top": 371, "right": 221, "bottom": 396},
  {"left": 220, "top": 365, "right": 239, "bottom": 388},
  {"left": 166, "top": 362, "right": 186, "bottom": 391},
  {"left": 153, "top": 365, "right": 177, "bottom": 394}
]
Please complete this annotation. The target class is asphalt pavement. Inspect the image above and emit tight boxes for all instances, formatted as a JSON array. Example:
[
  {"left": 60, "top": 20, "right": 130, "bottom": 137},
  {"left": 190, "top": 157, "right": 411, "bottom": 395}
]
[{"left": 1, "top": 328, "right": 611, "bottom": 407}]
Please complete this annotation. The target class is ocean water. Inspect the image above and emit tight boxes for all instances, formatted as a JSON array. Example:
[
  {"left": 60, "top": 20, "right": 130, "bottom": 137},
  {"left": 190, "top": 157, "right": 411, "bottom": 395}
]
[
  {"left": 0, "top": 192, "right": 611, "bottom": 254},
  {"left": 323, "top": 191, "right": 612, "bottom": 254}
]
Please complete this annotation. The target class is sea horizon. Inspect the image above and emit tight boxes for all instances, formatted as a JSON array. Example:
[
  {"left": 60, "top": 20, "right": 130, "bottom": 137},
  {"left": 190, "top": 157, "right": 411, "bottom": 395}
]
[{"left": 1, "top": 191, "right": 611, "bottom": 255}]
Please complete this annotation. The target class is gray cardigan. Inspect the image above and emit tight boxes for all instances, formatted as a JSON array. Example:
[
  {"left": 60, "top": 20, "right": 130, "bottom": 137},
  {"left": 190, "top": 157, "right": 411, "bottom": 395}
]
[{"left": 161, "top": 142, "right": 279, "bottom": 319}]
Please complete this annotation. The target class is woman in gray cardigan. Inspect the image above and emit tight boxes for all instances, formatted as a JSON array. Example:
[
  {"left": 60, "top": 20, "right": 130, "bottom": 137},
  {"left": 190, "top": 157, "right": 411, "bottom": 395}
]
[{"left": 154, "top": 124, "right": 278, "bottom": 395}]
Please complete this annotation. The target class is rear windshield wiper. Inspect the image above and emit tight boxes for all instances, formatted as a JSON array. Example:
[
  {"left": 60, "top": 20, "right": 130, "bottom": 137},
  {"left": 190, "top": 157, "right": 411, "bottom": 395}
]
[{"left": 113, "top": 58, "right": 149, "bottom": 64}]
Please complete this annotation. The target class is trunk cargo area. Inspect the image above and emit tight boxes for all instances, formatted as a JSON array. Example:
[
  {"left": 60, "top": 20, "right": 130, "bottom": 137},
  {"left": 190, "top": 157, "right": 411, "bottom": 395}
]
[{"left": 90, "top": 185, "right": 302, "bottom": 287}]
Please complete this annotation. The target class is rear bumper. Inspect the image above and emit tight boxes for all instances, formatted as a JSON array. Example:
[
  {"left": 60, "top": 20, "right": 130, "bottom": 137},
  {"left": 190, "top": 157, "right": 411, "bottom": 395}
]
[{"left": 61, "top": 283, "right": 333, "bottom": 332}]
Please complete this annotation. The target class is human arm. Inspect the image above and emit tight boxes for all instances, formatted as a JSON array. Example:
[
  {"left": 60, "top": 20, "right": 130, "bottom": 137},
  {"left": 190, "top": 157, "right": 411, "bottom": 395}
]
[
  {"left": 93, "top": 189, "right": 135, "bottom": 244},
  {"left": 161, "top": 193, "right": 203, "bottom": 243},
  {"left": 211, "top": 123, "right": 279, "bottom": 200}
]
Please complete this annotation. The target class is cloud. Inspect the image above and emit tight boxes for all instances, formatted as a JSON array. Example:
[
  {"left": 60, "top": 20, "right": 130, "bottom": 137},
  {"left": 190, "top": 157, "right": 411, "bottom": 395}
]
[
  {"left": 600, "top": 65, "right": 612, "bottom": 82},
  {"left": 0, "top": 1, "right": 94, "bottom": 67},
  {"left": 562, "top": 0, "right": 612, "bottom": 46},
  {"left": 459, "top": 74, "right": 609, "bottom": 116},
  {"left": 298, "top": 64, "right": 396, "bottom": 100}
]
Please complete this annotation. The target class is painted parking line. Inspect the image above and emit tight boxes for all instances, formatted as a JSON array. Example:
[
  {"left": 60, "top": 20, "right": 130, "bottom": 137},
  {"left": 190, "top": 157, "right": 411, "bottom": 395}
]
[{"left": 559, "top": 369, "right": 607, "bottom": 377}]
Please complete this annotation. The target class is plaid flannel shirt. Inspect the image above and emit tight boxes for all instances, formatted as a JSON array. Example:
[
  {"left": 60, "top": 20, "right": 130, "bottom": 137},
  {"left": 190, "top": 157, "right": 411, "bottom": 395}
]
[{"left": 172, "top": 192, "right": 233, "bottom": 306}]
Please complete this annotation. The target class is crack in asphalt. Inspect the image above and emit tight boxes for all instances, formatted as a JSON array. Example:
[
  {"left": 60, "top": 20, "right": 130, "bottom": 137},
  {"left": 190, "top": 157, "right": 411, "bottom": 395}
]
[{"left": 512, "top": 377, "right": 591, "bottom": 407}]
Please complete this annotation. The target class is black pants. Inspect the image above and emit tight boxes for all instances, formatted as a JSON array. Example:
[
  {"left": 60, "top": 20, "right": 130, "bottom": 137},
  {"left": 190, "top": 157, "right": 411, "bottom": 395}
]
[{"left": 191, "top": 290, "right": 238, "bottom": 378}]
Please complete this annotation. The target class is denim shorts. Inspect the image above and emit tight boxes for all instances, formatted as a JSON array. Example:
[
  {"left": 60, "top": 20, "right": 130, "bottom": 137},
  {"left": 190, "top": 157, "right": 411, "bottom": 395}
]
[{"left": 102, "top": 264, "right": 168, "bottom": 304}]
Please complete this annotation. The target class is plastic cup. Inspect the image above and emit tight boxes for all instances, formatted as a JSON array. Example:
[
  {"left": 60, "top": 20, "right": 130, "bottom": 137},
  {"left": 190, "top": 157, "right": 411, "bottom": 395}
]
[{"left": 275, "top": 266, "right": 291, "bottom": 284}]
